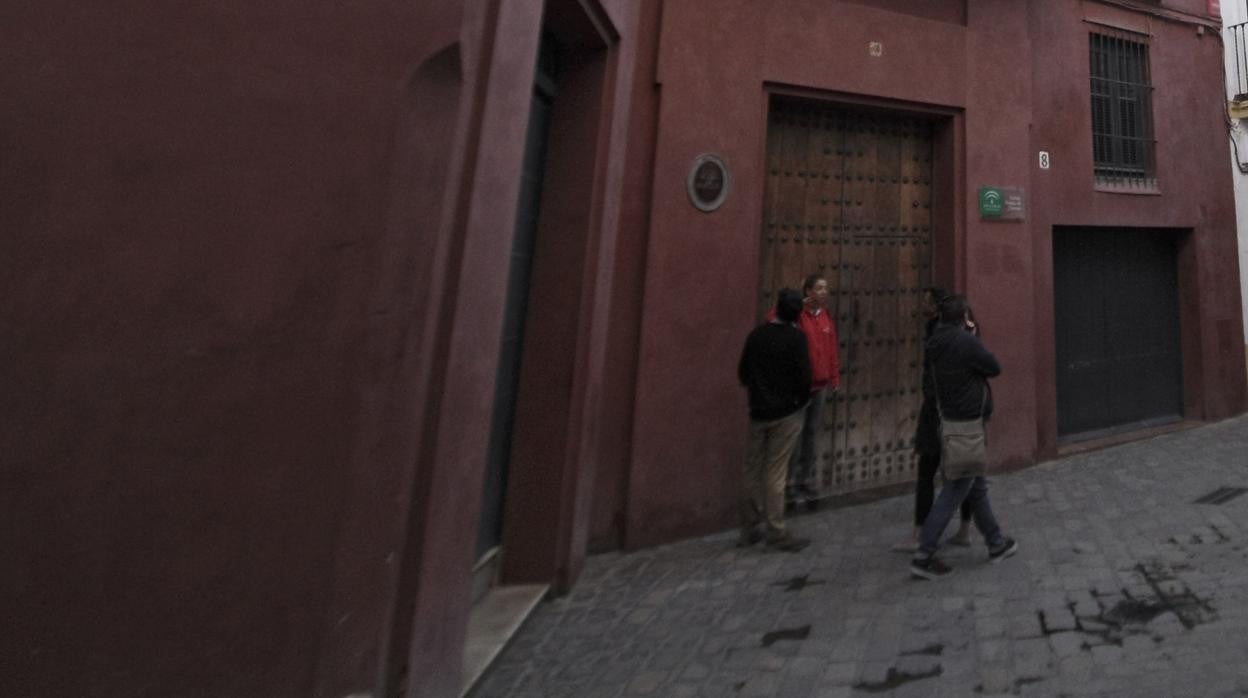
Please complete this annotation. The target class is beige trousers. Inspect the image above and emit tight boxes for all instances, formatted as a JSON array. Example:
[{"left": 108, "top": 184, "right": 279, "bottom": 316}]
[{"left": 742, "top": 410, "right": 803, "bottom": 536}]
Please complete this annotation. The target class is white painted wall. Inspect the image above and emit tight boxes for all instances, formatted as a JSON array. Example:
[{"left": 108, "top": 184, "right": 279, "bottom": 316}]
[{"left": 1223, "top": 2, "right": 1248, "bottom": 344}]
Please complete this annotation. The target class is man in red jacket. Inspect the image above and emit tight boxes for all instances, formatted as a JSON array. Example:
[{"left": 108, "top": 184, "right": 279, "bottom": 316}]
[{"left": 771, "top": 273, "right": 841, "bottom": 508}]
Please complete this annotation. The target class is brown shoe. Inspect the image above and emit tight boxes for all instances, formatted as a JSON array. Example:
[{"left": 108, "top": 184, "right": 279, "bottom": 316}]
[{"left": 766, "top": 533, "right": 810, "bottom": 552}]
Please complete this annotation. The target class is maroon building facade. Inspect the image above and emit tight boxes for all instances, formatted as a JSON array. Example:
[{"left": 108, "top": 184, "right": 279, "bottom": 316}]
[{"left": 3, "top": 1, "right": 1244, "bottom": 697}]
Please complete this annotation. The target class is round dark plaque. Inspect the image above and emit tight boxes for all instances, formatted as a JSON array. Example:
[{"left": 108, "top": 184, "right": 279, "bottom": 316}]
[{"left": 687, "top": 154, "right": 729, "bottom": 212}]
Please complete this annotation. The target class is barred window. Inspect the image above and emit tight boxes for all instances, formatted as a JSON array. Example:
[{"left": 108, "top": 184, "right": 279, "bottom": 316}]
[{"left": 1089, "top": 32, "right": 1155, "bottom": 185}]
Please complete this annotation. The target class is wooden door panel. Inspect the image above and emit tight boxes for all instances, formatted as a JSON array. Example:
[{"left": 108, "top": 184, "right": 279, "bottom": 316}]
[
  {"left": 759, "top": 110, "right": 785, "bottom": 313},
  {"left": 761, "top": 100, "right": 933, "bottom": 496}
]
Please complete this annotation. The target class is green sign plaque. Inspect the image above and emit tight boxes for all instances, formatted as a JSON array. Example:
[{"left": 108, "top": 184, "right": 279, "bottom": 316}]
[{"left": 978, "top": 186, "right": 1025, "bottom": 220}]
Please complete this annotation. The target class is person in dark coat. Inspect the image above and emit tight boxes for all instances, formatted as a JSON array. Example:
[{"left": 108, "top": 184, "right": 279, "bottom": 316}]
[
  {"left": 909, "top": 294, "right": 1018, "bottom": 579},
  {"left": 737, "top": 289, "right": 812, "bottom": 552},
  {"left": 894, "top": 288, "right": 973, "bottom": 552}
]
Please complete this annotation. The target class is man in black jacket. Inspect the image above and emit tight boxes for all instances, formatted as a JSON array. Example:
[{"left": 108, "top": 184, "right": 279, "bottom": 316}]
[
  {"left": 737, "top": 289, "right": 811, "bottom": 552},
  {"left": 894, "top": 287, "right": 973, "bottom": 552},
  {"left": 910, "top": 295, "right": 1018, "bottom": 579}
]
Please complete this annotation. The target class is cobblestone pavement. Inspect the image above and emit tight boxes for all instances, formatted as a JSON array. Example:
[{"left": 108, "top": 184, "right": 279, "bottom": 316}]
[{"left": 474, "top": 416, "right": 1248, "bottom": 698}]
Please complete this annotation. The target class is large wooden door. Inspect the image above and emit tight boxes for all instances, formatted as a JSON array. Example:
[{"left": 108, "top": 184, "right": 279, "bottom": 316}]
[{"left": 759, "top": 98, "right": 934, "bottom": 496}]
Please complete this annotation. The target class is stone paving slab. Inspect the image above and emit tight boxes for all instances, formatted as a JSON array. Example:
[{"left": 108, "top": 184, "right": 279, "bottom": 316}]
[{"left": 473, "top": 416, "right": 1248, "bottom": 697}]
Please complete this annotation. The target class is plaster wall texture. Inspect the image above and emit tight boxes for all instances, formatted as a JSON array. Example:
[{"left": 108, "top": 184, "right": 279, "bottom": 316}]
[{"left": 1223, "top": 2, "right": 1248, "bottom": 347}]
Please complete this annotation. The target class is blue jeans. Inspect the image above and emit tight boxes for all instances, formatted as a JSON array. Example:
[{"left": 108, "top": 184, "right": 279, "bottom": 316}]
[{"left": 914, "top": 475, "right": 1006, "bottom": 559}]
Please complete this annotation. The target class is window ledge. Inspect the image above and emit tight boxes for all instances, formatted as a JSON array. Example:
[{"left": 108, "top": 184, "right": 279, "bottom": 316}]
[{"left": 1094, "top": 179, "right": 1161, "bottom": 195}]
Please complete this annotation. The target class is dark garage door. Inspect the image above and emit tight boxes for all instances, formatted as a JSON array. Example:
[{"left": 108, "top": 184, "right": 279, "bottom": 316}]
[{"left": 1053, "top": 227, "right": 1183, "bottom": 439}]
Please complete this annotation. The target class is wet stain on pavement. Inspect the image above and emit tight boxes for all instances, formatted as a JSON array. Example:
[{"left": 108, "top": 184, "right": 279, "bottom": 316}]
[
  {"left": 1171, "top": 529, "right": 1231, "bottom": 546},
  {"left": 853, "top": 666, "right": 943, "bottom": 693},
  {"left": 899, "top": 643, "right": 944, "bottom": 656},
  {"left": 1036, "top": 558, "right": 1217, "bottom": 652},
  {"left": 1102, "top": 598, "right": 1167, "bottom": 626},
  {"left": 772, "top": 574, "right": 826, "bottom": 592},
  {"left": 760, "top": 624, "right": 810, "bottom": 647},
  {"left": 1132, "top": 561, "right": 1216, "bottom": 629},
  {"left": 1192, "top": 486, "right": 1248, "bottom": 505}
]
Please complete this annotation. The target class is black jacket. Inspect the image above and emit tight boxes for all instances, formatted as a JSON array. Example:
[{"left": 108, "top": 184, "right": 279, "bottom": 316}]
[
  {"left": 738, "top": 321, "right": 812, "bottom": 421},
  {"left": 923, "top": 322, "right": 1001, "bottom": 422}
]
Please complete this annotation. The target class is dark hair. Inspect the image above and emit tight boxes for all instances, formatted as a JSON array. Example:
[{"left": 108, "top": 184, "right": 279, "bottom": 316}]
[
  {"left": 939, "top": 293, "right": 969, "bottom": 324},
  {"left": 801, "top": 273, "right": 825, "bottom": 294},
  {"left": 776, "top": 288, "right": 804, "bottom": 323},
  {"left": 925, "top": 286, "right": 949, "bottom": 304}
]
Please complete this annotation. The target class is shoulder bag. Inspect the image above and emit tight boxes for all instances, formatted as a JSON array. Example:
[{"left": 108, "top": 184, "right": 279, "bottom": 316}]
[{"left": 931, "top": 364, "right": 989, "bottom": 480}]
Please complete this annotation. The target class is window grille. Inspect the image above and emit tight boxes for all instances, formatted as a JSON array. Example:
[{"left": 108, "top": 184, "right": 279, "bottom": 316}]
[{"left": 1089, "top": 30, "right": 1156, "bottom": 186}]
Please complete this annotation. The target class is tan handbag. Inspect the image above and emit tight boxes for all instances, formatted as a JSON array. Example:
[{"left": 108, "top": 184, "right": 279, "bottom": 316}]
[{"left": 932, "top": 366, "right": 988, "bottom": 480}]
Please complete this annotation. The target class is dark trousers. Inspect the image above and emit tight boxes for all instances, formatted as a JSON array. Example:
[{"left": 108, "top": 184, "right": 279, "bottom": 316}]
[
  {"left": 787, "top": 388, "right": 825, "bottom": 494},
  {"left": 915, "top": 452, "right": 972, "bottom": 527},
  {"left": 915, "top": 476, "right": 1006, "bottom": 559}
]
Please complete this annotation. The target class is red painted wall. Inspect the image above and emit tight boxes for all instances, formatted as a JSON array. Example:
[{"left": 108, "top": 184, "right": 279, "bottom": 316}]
[
  {"left": 0, "top": 0, "right": 566, "bottom": 695},
  {"left": 1, "top": 2, "right": 444, "bottom": 695},
  {"left": 591, "top": 0, "right": 666, "bottom": 552},
  {"left": 3, "top": 0, "right": 652, "bottom": 691},
  {"left": 962, "top": 0, "right": 1038, "bottom": 469}
]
